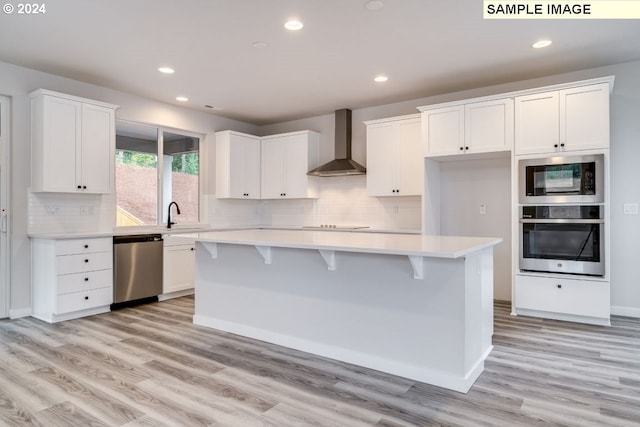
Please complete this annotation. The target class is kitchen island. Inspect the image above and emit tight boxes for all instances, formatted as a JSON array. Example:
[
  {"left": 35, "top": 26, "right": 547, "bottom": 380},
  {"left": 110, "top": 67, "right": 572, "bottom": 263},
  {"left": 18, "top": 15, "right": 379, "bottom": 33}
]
[{"left": 192, "top": 229, "right": 502, "bottom": 393}]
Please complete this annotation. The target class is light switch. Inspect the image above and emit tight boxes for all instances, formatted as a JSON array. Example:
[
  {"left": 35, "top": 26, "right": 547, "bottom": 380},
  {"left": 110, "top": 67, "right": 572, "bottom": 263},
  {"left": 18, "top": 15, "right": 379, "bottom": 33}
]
[{"left": 623, "top": 203, "right": 638, "bottom": 215}]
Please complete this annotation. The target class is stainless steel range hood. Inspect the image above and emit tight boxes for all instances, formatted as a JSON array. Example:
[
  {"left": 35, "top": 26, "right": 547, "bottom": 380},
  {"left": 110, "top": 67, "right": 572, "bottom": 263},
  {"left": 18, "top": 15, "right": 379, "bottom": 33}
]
[{"left": 307, "top": 109, "right": 366, "bottom": 177}]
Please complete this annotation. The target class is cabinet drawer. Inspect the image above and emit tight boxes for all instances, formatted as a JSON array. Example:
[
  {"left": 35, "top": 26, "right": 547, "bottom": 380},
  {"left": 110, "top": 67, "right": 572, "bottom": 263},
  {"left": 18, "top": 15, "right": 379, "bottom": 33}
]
[
  {"left": 56, "top": 286, "right": 113, "bottom": 314},
  {"left": 56, "top": 237, "right": 112, "bottom": 255},
  {"left": 56, "top": 251, "right": 112, "bottom": 275},
  {"left": 516, "top": 275, "right": 610, "bottom": 319},
  {"left": 57, "top": 269, "right": 113, "bottom": 295}
]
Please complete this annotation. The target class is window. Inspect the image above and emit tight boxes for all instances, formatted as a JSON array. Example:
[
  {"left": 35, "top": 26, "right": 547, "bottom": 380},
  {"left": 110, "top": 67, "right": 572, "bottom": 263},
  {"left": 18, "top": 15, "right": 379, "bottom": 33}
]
[{"left": 115, "top": 121, "right": 200, "bottom": 227}]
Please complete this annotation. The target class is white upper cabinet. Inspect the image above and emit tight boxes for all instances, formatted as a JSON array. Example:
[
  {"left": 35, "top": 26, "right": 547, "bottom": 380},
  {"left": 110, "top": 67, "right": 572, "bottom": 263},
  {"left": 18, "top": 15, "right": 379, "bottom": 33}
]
[
  {"left": 365, "top": 114, "right": 422, "bottom": 196},
  {"left": 515, "top": 82, "right": 610, "bottom": 155},
  {"left": 30, "top": 90, "right": 117, "bottom": 194},
  {"left": 261, "top": 131, "right": 319, "bottom": 199},
  {"left": 215, "top": 130, "right": 261, "bottom": 199},
  {"left": 421, "top": 98, "right": 513, "bottom": 158}
]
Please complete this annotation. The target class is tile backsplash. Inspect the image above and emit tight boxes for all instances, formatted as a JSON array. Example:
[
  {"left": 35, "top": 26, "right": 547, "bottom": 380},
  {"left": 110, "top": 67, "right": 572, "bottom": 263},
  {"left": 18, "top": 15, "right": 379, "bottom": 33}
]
[
  {"left": 262, "top": 175, "right": 421, "bottom": 231},
  {"left": 28, "top": 176, "right": 421, "bottom": 233},
  {"left": 28, "top": 191, "right": 116, "bottom": 234}
]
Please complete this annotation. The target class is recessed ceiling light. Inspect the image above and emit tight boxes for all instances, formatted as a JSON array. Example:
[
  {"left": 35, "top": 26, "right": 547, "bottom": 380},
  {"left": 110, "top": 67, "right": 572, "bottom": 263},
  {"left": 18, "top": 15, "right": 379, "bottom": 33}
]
[
  {"left": 374, "top": 75, "right": 389, "bottom": 83},
  {"left": 365, "top": 0, "right": 384, "bottom": 11},
  {"left": 532, "top": 39, "right": 552, "bottom": 49},
  {"left": 252, "top": 41, "right": 268, "bottom": 49},
  {"left": 176, "top": 96, "right": 189, "bottom": 102},
  {"left": 158, "top": 67, "right": 175, "bottom": 74},
  {"left": 284, "top": 19, "right": 304, "bottom": 31}
]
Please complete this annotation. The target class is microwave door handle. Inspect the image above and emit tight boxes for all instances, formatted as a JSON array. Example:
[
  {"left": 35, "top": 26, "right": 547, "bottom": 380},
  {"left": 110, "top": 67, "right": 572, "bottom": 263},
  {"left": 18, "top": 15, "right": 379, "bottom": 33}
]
[{"left": 519, "top": 218, "right": 604, "bottom": 224}]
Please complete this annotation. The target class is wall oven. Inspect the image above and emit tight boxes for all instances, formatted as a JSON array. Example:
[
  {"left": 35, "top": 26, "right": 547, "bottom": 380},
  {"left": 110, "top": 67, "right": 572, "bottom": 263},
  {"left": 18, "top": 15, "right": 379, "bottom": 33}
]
[
  {"left": 519, "top": 154, "right": 604, "bottom": 204},
  {"left": 520, "top": 205, "right": 604, "bottom": 276}
]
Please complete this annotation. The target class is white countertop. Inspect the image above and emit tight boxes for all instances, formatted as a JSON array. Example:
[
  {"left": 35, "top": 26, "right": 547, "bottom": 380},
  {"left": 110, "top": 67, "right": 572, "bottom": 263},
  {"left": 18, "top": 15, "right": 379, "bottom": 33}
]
[{"left": 194, "top": 229, "right": 502, "bottom": 258}]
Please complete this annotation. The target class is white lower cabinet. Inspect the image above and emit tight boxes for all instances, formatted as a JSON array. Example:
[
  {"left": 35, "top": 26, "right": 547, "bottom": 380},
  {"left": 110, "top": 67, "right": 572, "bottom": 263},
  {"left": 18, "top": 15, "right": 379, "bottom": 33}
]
[
  {"left": 515, "top": 274, "right": 610, "bottom": 325},
  {"left": 163, "top": 236, "right": 196, "bottom": 295},
  {"left": 32, "top": 237, "right": 113, "bottom": 323}
]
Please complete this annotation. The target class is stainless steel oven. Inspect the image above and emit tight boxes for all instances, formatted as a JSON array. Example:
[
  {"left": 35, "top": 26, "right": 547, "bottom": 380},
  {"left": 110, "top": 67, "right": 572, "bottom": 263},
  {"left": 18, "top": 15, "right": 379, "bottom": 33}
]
[
  {"left": 520, "top": 205, "right": 604, "bottom": 276},
  {"left": 519, "top": 154, "right": 604, "bottom": 204}
]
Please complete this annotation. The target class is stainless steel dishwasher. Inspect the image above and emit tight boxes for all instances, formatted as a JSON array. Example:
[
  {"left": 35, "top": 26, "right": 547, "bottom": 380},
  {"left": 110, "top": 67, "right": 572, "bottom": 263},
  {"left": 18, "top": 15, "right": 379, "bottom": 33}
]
[{"left": 112, "top": 234, "right": 163, "bottom": 308}]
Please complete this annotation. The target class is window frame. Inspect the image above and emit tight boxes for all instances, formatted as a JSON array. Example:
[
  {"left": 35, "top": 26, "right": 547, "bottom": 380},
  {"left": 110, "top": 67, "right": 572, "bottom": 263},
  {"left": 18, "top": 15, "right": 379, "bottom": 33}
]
[{"left": 114, "top": 119, "right": 206, "bottom": 231}]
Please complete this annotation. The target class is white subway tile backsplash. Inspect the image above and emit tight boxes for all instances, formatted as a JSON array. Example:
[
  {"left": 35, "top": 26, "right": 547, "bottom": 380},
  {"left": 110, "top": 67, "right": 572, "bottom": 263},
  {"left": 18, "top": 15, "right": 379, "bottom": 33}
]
[{"left": 28, "top": 191, "right": 115, "bottom": 234}]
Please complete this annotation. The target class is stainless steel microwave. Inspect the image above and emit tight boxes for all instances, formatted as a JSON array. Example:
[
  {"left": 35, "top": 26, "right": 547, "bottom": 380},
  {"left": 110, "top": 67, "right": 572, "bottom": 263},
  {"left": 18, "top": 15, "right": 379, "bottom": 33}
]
[{"left": 519, "top": 154, "right": 604, "bottom": 204}]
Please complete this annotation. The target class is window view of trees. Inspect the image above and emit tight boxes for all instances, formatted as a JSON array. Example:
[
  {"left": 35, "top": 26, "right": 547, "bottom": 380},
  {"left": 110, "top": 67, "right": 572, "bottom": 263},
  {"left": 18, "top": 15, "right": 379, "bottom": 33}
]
[{"left": 115, "top": 122, "right": 200, "bottom": 227}]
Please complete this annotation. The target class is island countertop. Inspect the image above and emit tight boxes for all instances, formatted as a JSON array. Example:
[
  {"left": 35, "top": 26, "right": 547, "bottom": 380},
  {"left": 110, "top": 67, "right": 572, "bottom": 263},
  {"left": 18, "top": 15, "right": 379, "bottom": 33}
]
[{"left": 193, "top": 228, "right": 502, "bottom": 258}]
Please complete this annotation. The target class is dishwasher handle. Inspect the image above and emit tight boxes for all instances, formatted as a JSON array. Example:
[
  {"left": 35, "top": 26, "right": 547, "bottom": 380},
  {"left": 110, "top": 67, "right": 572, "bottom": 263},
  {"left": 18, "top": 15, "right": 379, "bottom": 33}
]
[{"left": 113, "top": 234, "right": 163, "bottom": 244}]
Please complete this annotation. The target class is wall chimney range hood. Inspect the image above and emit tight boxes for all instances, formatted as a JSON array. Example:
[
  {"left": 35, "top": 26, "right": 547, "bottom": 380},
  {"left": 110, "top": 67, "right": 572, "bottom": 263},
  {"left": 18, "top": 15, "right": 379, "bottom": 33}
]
[{"left": 307, "top": 109, "right": 366, "bottom": 177}]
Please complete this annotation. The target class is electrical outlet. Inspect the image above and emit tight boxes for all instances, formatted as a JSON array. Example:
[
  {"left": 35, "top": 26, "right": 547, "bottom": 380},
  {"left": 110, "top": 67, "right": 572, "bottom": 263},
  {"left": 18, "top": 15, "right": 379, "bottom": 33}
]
[
  {"left": 479, "top": 204, "right": 487, "bottom": 215},
  {"left": 45, "top": 206, "right": 58, "bottom": 215},
  {"left": 80, "top": 206, "right": 89, "bottom": 215},
  {"left": 623, "top": 203, "right": 638, "bottom": 215}
]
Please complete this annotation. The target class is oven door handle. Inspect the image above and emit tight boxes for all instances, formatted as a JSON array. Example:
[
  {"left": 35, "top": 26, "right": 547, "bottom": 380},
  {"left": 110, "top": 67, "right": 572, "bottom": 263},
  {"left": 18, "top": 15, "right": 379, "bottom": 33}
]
[{"left": 519, "top": 218, "right": 604, "bottom": 224}]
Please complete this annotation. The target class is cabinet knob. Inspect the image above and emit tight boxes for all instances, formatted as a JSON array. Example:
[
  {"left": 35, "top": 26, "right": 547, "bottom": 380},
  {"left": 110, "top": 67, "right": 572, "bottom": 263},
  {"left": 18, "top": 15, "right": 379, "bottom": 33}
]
[
  {"left": 190, "top": 247, "right": 194, "bottom": 251},
  {"left": 554, "top": 144, "right": 559, "bottom": 148},
  {"left": 396, "top": 189, "right": 400, "bottom": 193},
  {"left": 84, "top": 259, "right": 89, "bottom": 263},
  {"left": 82, "top": 186, "right": 87, "bottom": 189},
  {"left": 560, "top": 143, "right": 565, "bottom": 148},
  {"left": 557, "top": 284, "right": 562, "bottom": 289},
  {"left": 465, "top": 146, "right": 469, "bottom": 151},
  {"left": 459, "top": 147, "right": 464, "bottom": 151},
  {"left": 84, "top": 296, "right": 89, "bottom": 300},
  {"left": 84, "top": 244, "right": 89, "bottom": 249},
  {"left": 77, "top": 185, "right": 82, "bottom": 189},
  {"left": 84, "top": 277, "right": 89, "bottom": 282}
]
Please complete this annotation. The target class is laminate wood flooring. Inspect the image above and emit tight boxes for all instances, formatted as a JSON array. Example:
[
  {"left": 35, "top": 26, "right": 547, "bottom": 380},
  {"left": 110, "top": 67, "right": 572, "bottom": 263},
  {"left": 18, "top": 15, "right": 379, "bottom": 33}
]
[{"left": 0, "top": 297, "right": 638, "bottom": 426}]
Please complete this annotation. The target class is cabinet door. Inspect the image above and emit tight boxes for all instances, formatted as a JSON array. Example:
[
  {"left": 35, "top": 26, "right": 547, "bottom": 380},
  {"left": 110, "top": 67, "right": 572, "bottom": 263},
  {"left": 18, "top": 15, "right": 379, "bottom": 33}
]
[
  {"left": 560, "top": 83, "right": 610, "bottom": 151},
  {"left": 465, "top": 98, "right": 513, "bottom": 154},
  {"left": 366, "top": 122, "right": 398, "bottom": 196},
  {"left": 282, "top": 134, "right": 310, "bottom": 198},
  {"left": 514, "top": 91, "right": 559, "bottom": 155},
  {"left": 423, "top": 106, "right": 464, "bottom": 157},
  {"left": 42, "top": 96, "right": 80, "bottom": 192},
  {"left": 261, "top": 137, "right": 285, "bottom": 199},
  {"left": 396, "top": 118, "right": 422, "bottom": 196},
  {"left": 80, "top": 103, "right": 115, "bottom": 193},
  {"left": 163, "top": 245, "right": 195, "bottom": 293},
  {"left": 229, "top": 133, "right": 261, "bottom": 199}
]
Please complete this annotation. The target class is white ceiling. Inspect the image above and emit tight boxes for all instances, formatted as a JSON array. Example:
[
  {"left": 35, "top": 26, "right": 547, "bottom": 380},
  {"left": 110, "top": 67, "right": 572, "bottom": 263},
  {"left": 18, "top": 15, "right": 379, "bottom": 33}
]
[{"left": 1, "top": 0, "right": 639, "bottom": 125}]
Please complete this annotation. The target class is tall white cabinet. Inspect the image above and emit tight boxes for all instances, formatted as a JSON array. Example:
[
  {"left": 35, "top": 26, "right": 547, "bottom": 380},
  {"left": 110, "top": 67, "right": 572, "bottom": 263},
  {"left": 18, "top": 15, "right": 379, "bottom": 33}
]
[
  {"left": 30, "top": 89, "right": 118, "bottom": 194},
  {"left": 215, "top": 131, "right": 261, "bottom": 199},
  {"left": 365, "top": 114, "right": 422, "bottom": 196},
  {"left": 515, "top": 82, "right": 610, "bottom": 155},
  {"left": 261, "top": 131, "right": 319, "bottom": 199}
]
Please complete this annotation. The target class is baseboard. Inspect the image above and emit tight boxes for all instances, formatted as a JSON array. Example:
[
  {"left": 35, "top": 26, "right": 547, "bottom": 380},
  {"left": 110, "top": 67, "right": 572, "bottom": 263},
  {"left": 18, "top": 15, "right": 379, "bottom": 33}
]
[
  {"left": 158, "top": 288, "right": 194, "bottom": 301},
  {"left": 611, "top": 305, "right": 640, "bottom": 318},
  {"left": 9, "top": 307, "right": 32, "bottom": 319}
]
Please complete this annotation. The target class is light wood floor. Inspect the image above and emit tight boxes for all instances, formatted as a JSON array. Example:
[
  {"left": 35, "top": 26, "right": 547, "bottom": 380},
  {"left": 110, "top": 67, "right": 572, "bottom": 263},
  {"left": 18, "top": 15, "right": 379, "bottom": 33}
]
[{"left": 0, "top": 297, "right": 638, "bottom": 426}]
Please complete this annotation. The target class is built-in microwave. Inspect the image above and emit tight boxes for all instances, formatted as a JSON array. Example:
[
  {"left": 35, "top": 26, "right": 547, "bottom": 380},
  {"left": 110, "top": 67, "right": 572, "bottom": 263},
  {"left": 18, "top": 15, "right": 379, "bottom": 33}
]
[
  {"left": 520, "top": 205, "right": 604, "bottom": 276},
  {"left": 519, "top": 154, "right": 604, "bottom": 204}
]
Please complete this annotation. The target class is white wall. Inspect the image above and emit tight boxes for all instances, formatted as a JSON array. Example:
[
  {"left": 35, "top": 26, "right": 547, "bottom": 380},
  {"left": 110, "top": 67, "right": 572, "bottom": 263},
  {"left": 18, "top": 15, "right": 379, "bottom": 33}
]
[{"left": 0, "top": 60, "right": 260, "bottom": 317}]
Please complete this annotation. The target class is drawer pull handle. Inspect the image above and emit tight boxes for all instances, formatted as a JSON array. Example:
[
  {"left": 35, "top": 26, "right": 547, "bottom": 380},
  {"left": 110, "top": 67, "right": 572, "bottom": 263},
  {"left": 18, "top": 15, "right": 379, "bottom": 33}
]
[
  {"left": 84, "top": 277, "right": 89, "bottom": 282},
  {"left": 84, "top": 259, "right": 89, "bottom": 263},
  {"left": 84, "top": 296, "right": 89, "bottom": 300},
  {"left": 557, "top": 284, "right": 562, "bottom": 289}
]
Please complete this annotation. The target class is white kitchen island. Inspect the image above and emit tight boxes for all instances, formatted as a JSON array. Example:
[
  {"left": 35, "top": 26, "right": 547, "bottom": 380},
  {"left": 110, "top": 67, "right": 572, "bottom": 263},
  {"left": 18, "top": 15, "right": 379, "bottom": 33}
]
[{"left": 192, "top": 229, "right": 502, "bottom": 393}]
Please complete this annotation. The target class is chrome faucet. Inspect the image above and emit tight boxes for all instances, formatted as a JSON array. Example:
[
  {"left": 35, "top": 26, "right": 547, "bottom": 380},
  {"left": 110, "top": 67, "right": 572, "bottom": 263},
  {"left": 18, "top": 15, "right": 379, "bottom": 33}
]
[{"left": 167, "top": 201, "right": 181, "bottom": 229}]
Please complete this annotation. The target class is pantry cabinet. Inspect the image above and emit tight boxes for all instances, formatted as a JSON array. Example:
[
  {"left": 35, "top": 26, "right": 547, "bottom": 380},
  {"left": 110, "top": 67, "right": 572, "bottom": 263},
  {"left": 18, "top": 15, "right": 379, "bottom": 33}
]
[
  {"left": 515, "top": 82, "right": 610, "bottom": 155},
  {"left": 163, "top": 236, "right": 195, "bottom": 294},
  {"left": 30, "top": 90, "right": 117, "bottom": 194},
  {"left": 365, "top": 114, "right": 422, "bottom": 196},
  {"left": 215, "top": 130, "right": 261, "bottom": 199},
  {"left": 32, "top": 237, "right": 113, "bottom": 323},
  {"left": 421, "top": 98, "right": 513, "bottom": 158},
  {"left": 261, "top": 130, "right": 319, "bottom": 199},
  {"left": 514, "top": 274, "right": 610, "bottom": 325}
]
